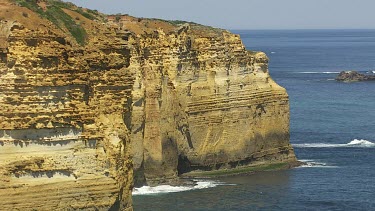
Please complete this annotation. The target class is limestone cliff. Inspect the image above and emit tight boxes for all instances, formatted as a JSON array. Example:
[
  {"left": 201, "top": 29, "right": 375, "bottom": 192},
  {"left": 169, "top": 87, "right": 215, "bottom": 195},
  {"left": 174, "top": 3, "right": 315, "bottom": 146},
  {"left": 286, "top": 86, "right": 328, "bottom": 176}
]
[
  {"left": 0, "top": 0, "right": 297, "bottom": 210},
  {"left": 120, "top": 17, "right": 297, "bottom": 185},
  {"left": 0, "top": 0, "right": 133, "bottom": 210}
]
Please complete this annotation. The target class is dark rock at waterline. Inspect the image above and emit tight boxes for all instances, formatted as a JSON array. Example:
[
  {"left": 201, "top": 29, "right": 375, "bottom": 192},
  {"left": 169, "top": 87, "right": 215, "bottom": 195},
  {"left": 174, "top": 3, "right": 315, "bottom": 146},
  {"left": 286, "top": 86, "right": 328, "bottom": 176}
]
[{"left": 336, "top": 71, "right": 375, "bottom": 82}]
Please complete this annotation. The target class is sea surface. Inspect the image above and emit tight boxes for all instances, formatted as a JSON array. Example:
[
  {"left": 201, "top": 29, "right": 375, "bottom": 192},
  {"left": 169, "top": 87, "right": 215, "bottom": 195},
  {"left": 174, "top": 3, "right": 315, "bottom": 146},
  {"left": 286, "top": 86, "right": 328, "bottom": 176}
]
[{"left": 133, "top": 29, "right": 375, "bottom": 210}]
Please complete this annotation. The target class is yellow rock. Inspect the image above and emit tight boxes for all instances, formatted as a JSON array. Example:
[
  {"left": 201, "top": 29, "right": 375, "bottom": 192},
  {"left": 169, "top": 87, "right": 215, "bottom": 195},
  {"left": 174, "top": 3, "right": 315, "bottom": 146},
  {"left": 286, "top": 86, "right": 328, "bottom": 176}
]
[
  {"left": 128, "top": 21, "right": 297, "bottom": 185},
  {"left": 0, "top": 0, "right": 296, "bottom": 210}
]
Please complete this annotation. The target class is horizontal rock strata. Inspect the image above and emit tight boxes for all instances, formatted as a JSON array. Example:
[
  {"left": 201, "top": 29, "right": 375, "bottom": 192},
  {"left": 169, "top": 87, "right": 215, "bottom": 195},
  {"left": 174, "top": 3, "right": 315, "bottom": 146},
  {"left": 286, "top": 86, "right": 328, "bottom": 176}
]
[
  {"left": 0, "top": 0, "right": 297, "bottom": 209},
  {"left": 119, "top": 17, "right": 297, "bottom": 185},
  {"left": 0, "top": 1, "right": 133, "bottom": 210}
]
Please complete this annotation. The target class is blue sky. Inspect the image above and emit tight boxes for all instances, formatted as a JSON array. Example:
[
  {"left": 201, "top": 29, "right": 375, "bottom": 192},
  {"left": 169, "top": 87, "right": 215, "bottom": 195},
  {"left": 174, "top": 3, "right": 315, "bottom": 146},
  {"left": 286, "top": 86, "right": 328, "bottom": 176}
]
[{"left": 66, "top": 0, "right": 375, "bottom": 30}]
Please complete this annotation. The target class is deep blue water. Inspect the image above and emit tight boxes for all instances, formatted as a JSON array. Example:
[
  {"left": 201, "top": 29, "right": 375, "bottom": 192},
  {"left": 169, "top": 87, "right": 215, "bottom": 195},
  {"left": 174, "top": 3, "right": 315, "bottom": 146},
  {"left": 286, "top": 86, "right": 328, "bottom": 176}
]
[{"left": 133, "top": 29, "right": 375, "bottom": 210}]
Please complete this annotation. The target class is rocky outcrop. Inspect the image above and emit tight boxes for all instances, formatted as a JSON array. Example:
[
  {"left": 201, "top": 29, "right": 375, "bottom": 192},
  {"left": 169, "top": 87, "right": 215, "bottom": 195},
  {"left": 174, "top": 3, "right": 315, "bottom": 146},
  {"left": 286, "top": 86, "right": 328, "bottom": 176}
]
[
  {"left": 336, "top": 71, "right": 375, "bottom": 82},
  {"left": 0, "top": 0, "right": 297, "bottom": 209},
  {"left": 0, "top": 1, "right": 133, "bottom": 210},
  {"left": 123, "top": 18, "right": 296, "bottom": 185}
]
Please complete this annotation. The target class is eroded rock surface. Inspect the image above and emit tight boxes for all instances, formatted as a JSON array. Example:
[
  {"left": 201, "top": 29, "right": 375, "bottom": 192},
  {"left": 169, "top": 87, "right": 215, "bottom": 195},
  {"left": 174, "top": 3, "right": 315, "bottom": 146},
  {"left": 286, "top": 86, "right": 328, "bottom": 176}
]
[
  {"left": 0, "top": 1, "right": 133, "bottom": 210},
  {"left": 116, "top": 17, "right": 297, "bottom": 185},
  {"left": 0, "top": 0, "right": 297, "bottom": 209}
]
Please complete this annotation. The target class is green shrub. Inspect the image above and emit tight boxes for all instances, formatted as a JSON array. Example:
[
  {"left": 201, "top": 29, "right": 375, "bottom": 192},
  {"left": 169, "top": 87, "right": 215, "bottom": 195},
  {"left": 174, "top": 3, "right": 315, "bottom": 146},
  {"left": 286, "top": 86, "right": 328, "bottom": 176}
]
[
  {"left": 22, "top": 12, "right": 28, "bottom": 18},
  {"left": 75, "top": 7, "right": 96, "bottom": 21},
  {"left": 14, "top": 0, "right": 88, "bottom": 45}
]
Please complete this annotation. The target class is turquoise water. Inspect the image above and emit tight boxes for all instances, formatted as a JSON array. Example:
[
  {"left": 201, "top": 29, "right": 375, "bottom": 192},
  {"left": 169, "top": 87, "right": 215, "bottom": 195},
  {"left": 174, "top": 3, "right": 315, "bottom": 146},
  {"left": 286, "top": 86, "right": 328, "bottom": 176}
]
[{"left": 133, "top": 30, "right": 375, "bottom": 210}]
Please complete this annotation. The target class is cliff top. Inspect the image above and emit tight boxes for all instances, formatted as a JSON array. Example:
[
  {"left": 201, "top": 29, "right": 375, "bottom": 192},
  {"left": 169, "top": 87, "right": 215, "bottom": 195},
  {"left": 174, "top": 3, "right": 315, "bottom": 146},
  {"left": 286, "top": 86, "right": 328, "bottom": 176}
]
[
  {"left": 108, "top": 14, "right": 226, "bottom": 37},
  {"left": 0, "top": 0, "right": 228, "bottom": 46}
]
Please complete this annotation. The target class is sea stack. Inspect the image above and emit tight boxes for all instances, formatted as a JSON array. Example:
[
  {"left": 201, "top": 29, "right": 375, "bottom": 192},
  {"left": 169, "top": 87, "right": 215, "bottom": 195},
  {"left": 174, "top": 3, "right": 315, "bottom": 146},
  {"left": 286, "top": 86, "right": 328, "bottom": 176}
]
[{"left": 0, "top": 0, "right": 297, "bottom": 210}]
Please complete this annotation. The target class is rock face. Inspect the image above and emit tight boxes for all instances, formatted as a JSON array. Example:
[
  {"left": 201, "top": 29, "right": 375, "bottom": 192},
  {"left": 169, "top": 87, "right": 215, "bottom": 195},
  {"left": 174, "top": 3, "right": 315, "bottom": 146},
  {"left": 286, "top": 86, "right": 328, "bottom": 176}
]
[
  {"left": 0, "top": 0, "right": 296, "bottom": 209},
  {"left": 122, "top": 17, "right": 296, "bottom": 185},
  {"left": 0, "top": 1, "right": 133, "bottom": 210},
  {"left": 336, "top": 71, "right": 375, "bottom": 82}
]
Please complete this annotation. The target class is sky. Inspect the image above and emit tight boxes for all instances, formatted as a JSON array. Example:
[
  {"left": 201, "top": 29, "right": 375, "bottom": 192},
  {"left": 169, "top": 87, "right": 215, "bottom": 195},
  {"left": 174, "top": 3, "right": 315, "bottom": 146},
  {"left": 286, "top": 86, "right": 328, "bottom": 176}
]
[{"left": 65, "top": 0, "right": 375, "bottom": 30}]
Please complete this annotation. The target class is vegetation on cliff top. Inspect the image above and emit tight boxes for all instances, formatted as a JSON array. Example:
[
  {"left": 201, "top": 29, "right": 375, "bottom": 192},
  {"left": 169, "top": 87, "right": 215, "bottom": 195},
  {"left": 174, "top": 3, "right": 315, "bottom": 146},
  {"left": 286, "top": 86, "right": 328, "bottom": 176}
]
[
  {"left": 13, "top": 0, "right": 98, "bottom": 45},
  {"left": 149, "top": 18, "right": 197, "bottom": 26}
]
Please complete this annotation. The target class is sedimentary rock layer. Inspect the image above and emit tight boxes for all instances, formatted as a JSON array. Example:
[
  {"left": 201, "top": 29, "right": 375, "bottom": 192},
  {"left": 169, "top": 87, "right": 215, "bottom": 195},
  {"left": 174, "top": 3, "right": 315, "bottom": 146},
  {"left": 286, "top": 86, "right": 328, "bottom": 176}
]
[
  {"left": 0, "top": 0, "right": 297, "bottom": 209},
  {"left": 118, "top": 17, "right": 297, "bottom": 185},
  {"left": 0, "top": 1, "right": 133, "bottom": 210}
]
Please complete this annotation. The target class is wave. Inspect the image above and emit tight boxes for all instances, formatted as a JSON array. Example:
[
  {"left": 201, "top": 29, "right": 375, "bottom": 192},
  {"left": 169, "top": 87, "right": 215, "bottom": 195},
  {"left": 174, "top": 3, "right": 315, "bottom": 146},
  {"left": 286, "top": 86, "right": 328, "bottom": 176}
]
[
  {"left": 293, "top": 139, "right": 375, "bottom": 148},
  {"left": 298, "top": 160, "right": 338, "bottom": 168},
  {"left": 132, "top": 180, "right": 233, "bottom": 195},
  {"left": 297, "top": 71, "right": 340, "bottom": 74}
]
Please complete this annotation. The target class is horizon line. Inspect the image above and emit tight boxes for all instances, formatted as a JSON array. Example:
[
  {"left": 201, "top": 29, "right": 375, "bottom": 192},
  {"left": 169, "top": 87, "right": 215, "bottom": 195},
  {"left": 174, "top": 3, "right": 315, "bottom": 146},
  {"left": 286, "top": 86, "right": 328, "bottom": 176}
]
[{"left": 227, "top": 28, "right": 375, "bottom": 31}]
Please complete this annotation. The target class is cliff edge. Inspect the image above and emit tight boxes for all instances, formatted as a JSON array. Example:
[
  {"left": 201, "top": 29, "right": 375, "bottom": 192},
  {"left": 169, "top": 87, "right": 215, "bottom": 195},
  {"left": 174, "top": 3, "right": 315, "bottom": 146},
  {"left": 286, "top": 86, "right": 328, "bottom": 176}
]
[
  {"left": 0, "top": 0, "right": 297, "bottom": 210},
  {"left": 121, "top": 17, "right": 297, "bottom": 185}
]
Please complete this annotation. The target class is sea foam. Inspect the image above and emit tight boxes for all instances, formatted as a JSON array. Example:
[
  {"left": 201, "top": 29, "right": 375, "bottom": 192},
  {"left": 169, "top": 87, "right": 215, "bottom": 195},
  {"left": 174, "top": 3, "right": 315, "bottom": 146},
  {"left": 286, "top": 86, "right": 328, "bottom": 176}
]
[
  {"left": 132, "top": 180, "right": 232, "bottom": 195},
  {"left": 293, "top": 139, "right": 375, "bottom": 148},
  {"left": 298, "top": 160, "right": 338, "bottom": 168},
  {"left": 297, "top": 71, "right": 340, "bottom": 74}
]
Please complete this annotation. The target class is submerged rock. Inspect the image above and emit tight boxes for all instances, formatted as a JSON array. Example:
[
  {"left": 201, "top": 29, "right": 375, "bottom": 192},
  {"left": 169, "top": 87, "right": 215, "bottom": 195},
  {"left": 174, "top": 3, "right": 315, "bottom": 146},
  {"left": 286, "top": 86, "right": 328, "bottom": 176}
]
[{"left": 336, "top": 71, "right": 375, "bottom": 82}]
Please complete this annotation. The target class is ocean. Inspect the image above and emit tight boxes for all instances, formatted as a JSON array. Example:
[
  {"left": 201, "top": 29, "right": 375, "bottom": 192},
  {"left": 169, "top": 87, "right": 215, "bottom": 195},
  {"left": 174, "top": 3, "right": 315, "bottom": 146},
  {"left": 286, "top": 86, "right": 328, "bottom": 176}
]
[{"left": 133, "top": 29, "right": 375, "bottom": 210}]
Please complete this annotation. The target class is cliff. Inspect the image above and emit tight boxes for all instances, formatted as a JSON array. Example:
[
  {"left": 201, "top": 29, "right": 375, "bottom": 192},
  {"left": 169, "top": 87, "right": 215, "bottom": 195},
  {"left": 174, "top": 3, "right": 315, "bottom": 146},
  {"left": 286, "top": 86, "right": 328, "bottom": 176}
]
[
  {"left": 117, "top": 16, "right": 296, "bottom": 185},
  {"left": 0, "top": 0, "right": 296, "bottom": 210},
  {"left": 0, "top": 0, "right": 133, "bottom": 210}
]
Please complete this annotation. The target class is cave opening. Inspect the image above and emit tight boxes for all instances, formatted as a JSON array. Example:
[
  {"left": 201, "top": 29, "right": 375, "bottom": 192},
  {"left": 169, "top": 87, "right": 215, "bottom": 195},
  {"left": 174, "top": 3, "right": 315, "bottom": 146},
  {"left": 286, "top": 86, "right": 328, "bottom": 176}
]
[{"left": 177, "top": 155, "right": 191, "bottom": 175}]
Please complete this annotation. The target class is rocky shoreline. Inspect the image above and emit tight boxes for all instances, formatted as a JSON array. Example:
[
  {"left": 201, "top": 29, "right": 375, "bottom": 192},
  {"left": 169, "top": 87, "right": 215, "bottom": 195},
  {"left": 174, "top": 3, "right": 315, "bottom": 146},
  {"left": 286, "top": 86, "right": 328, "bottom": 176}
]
[{"left": 180, "top": 160, "right": 304, "bottom": 179}]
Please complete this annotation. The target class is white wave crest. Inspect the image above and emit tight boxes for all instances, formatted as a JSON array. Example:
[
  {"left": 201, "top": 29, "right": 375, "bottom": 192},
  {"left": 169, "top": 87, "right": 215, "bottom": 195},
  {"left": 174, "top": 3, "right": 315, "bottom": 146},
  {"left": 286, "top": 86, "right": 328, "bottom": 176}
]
[
  {"left": 297, "top": 71, "right": 340, "bottom": 74},
  {"left": 293, "top": 139, "right": 375, "bottom": 148},
  {"left": 132, "top": 180, "right": 231, "bottom": 195},
  {"left": 298, "top": 160, "right": 338, "bottom": 168},
  {"left": 346, "top": 139, "right": 375, "bottom": 147}
]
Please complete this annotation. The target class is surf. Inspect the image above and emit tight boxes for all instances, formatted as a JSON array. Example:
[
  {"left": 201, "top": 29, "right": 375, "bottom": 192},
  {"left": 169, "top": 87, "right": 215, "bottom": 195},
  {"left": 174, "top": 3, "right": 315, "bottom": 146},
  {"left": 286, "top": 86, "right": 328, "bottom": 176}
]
[
  {"left": 293, "top": 139, "right": 375, "bottom": 148},
  {"left": 297, "top": 71, "right": 340, "bottom": 74},
  {"left": 132, "top": 180, "right": 234, "bottom": 195},
  {"left": 298, "top": 160, "right": 338, "bottom": 168}
]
